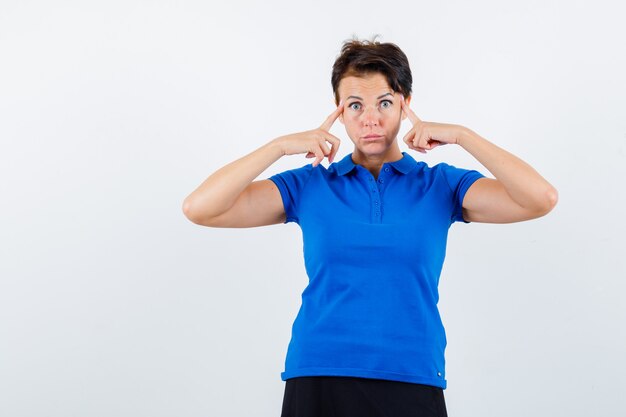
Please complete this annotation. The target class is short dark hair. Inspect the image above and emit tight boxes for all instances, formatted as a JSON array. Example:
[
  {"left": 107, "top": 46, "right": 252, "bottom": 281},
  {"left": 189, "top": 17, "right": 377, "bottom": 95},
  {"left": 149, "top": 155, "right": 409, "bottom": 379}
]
[{"left": 331, "top": 35, "right": 413, "bottom": 105}]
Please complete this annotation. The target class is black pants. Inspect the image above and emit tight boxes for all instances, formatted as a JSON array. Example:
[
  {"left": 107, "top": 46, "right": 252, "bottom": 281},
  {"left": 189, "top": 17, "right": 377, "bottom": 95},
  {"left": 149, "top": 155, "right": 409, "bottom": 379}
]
[{"left": 281, "top": 376, "right": 448, "bottom": 417}]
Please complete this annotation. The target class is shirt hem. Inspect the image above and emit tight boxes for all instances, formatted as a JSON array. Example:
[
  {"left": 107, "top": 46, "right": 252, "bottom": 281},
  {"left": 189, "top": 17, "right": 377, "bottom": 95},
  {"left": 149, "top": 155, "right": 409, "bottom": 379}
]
[{"left": 280, "top": 367, "right": 447, "bottom": 389}]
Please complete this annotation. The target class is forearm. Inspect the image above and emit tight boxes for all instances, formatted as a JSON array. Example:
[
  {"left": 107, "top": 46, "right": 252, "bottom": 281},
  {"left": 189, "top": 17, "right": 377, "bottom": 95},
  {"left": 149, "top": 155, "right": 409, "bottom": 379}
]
[
  {"left": 457, "top": 127, "right": 558, "bottom": 211},
  {"left": 182, "top": 138, "right": 284, "bottom": 220}
]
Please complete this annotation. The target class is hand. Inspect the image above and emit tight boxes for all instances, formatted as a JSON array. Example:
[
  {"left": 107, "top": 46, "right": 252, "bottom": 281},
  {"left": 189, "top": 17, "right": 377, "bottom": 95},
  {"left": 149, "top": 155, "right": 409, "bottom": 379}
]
[
  {"left": 401, "top": 96, "right": 464, "bottom": 154},
  {"left": 274, "top": 101, "right": 344, "bottom": 167}
]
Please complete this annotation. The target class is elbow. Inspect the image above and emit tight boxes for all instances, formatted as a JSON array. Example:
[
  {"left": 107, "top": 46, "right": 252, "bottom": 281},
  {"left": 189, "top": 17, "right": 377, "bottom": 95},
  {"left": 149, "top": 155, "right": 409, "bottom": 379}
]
[
  {"left": 547, "top": 186, "right": 559, "bottom": 210},
  {"left": 182, "top": 197, "right": 220, "bottom": 226},
  {"left": 536, "top": 186, "right": 559, "bottom": 217},
  {"left": 182, "top": 197, "right": 203, "bottom": 225}
]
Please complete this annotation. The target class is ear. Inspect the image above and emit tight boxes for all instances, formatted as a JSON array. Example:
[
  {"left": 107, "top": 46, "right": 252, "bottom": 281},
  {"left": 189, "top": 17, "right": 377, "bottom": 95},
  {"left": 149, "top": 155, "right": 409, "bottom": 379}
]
[
  {"left": 336, "top": 100, "right": 344, "bottom": 124},
  {"left": 401, "top": 95, "right": 411, "bottom": 120}
]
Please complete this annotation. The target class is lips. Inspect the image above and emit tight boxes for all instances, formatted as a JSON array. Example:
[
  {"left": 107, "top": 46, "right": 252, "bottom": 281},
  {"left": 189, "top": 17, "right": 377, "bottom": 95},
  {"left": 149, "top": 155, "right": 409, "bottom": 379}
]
[{"left": 362, "top": 134, "right": 383, "bottom": 140}]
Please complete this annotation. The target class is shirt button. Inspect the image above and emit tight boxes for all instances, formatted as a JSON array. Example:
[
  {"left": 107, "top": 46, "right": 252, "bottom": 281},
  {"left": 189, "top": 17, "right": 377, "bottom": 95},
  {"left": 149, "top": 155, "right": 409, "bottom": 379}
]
[
  {"left": 437, "top": 372, "right": 442, "bottom": 377},
  {"left": 385, "top": 168, "right": 390, "bottom": 172},
  {"left": 379, "top": 179, "right": 384, "bottom": 183},
  {"left": 375, "top": 201, "right": 379, "bottom": 205}
]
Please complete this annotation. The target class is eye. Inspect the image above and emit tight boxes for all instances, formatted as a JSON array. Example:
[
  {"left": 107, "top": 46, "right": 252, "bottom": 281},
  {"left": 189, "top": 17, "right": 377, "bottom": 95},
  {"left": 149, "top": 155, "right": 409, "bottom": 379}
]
[
  {"left": 380, "top": 99, "right": 392, "bottom": 109},
  {"left": 349, "top": 102, "right": 361, "bottom": 111}
]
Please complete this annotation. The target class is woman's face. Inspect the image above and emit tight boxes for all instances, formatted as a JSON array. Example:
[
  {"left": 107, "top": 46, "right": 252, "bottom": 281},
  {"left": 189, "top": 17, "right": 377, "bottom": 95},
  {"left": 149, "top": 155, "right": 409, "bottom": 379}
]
[{"left": 337, "top": 72, "right": 409, "bottom": 157}]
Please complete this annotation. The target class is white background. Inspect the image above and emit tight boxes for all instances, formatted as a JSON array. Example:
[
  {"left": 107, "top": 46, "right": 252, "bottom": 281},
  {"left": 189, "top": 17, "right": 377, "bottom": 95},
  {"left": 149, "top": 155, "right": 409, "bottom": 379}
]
[{"left": 1, "top": 0, "right": 625, "bottom": 416}]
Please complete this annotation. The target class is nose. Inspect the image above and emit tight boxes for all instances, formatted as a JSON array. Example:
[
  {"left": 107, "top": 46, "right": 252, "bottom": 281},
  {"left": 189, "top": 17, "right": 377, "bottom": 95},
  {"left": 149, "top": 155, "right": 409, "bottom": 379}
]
[{"left": 361, "top": 105, "right": 380, "bottom": 127}]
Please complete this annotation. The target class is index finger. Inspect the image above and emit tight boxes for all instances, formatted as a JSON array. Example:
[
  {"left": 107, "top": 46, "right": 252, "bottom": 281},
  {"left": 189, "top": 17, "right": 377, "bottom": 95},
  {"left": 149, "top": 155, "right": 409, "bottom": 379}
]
[
  {"left": 320, "top": 100, "right": 344, "bottom": 131},
  {"left": 400, "top": 95, "right": 422, "bottom": 125}
]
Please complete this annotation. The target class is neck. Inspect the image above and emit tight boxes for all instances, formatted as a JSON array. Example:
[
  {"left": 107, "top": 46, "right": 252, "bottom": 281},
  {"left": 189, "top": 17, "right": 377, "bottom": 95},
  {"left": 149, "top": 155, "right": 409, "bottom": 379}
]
[{"left": 351, "top": 143, "right": 403, "bottom": 179}]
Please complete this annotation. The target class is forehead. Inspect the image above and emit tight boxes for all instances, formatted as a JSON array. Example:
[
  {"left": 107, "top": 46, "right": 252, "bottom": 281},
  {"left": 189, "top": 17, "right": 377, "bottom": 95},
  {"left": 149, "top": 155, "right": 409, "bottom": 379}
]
[{"left": 338, "top": 73, "right": 393, "bottom": 98}]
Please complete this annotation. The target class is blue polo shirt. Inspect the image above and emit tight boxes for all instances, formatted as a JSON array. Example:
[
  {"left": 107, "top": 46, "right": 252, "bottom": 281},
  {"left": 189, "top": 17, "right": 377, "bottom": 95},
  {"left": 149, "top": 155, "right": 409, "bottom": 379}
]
[{"left": 268, "top": 151, "right": 485, "bottom": 389}]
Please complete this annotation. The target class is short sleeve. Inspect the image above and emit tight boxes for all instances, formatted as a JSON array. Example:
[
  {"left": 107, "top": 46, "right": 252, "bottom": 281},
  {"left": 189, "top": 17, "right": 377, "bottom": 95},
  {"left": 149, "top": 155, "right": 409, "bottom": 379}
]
[
  {"left": 437, "top": 162, "right": 486, "bottom": 223},
  {"left": 267, "top": 164, "right": 314, "bottom": 224}
]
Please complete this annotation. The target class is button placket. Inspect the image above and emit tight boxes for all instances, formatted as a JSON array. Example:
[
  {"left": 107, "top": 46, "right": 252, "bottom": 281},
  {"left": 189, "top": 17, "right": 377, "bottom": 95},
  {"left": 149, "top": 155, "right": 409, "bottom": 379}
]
[
  {"left": 373, "top": 167, "right": 388, "bottom": 223},
  {"left": 360, "top": 168, "right": 387, "bottom": 223},
  {"left": 373, "top": 177, "right": 381, "bottom": 222}
]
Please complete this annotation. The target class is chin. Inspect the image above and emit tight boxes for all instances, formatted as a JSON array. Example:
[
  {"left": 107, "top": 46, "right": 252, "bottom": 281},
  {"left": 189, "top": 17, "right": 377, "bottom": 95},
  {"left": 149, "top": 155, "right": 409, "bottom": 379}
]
[{"left": 356, "top": 143, "right": 390, "bottom": 155}]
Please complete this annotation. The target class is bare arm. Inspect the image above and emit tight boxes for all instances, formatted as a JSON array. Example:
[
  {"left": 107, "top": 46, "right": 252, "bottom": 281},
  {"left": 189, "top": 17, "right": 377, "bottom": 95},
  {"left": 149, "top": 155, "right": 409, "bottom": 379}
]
[
  {"left": 458, "top": 128, "right": 558, "bottom": 223},
  {"left": 182, "top": 102, "right": 344, "bottom": 228},
  {"left": 400, "top": 96, "right": 558, "bottom": 224},
  {"left": 182, "top": 140, "right": 286, "bottom": 227}
]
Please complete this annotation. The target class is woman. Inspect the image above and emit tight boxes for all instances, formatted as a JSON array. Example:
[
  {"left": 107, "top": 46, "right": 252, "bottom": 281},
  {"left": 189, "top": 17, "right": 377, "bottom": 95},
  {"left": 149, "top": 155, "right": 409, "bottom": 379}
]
[{"left": 183, "top": 38, "right": 558, "bottom": 417}]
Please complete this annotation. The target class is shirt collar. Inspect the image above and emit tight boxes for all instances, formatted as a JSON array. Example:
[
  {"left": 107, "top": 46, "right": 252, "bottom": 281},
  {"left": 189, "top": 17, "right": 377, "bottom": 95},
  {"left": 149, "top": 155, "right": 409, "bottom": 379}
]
[{"left": 336, "top": 151, "right": 418, "bottom": 176}]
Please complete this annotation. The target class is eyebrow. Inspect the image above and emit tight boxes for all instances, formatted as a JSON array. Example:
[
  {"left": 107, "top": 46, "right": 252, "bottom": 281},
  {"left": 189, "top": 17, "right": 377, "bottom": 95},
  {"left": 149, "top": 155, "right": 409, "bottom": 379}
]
[{"left": 346, "top": 93, "right": 394, "bottom": 101}]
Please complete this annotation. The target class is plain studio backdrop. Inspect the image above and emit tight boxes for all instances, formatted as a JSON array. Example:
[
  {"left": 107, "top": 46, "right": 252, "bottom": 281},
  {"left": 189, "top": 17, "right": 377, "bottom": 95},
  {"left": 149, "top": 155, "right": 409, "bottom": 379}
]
[{"left": 1, "top": 0, "right": 624, "bottom": 416}]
